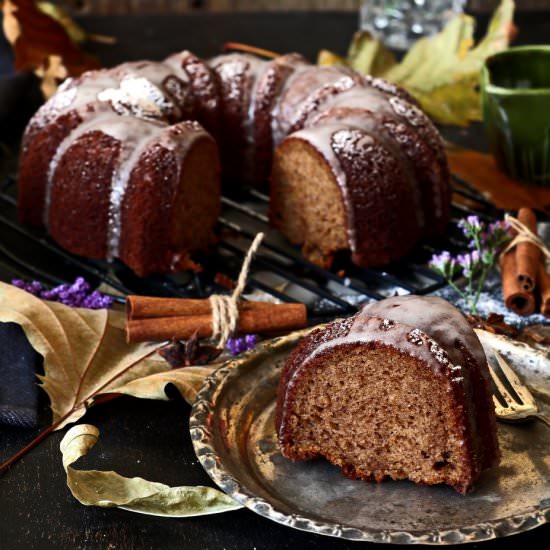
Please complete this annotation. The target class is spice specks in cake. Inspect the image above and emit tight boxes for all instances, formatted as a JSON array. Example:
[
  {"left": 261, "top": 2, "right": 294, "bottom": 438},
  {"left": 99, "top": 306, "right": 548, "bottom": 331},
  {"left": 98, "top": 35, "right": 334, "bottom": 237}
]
[{"left": 380, "top": 319, "right": 395, "bottom": 331}]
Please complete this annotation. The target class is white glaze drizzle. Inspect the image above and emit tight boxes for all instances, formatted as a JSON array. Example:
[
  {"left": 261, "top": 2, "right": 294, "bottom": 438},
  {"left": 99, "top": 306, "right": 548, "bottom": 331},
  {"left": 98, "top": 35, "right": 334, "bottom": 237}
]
[
  {"left": 287, "top": 295, "right": 488, "bottom": 400},
  {"left": 270, "top": 62, "right": 313, "bottom": 146},
  {"left": 288, "top": 313, "right": 464, "bottom": 398},
  {"left": 44, "top": 107, "right": 113, "bottom": 227},
  {"left": 242, "top": 56, "right": 269, "bottom": 174},
  {"left": 361, "top": 295, "right": 487, "bottom": 369},
  {"left": 316, "top": 87, "right": 443, "bottom": 218},
  {"left": 106, "top": 120, "right": 206, "bottom": 259},
  {"left": 44, "top": 110, "right": 207, "bottom": 259}
]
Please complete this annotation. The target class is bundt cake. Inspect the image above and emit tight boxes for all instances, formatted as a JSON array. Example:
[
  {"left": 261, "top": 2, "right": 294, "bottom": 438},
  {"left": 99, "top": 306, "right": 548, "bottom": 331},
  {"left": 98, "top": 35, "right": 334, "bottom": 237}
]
[
  {"left": 18, "top": 50, "right": 450, "bottom": 275},
  {"left": 276, "top": 295, "right": 500, "bottom": 494}
]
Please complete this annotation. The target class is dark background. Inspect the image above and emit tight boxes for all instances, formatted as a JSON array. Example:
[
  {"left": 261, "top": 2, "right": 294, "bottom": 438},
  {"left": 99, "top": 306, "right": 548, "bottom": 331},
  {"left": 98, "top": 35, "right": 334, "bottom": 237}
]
[{"left": 1, "top": 10, "right": 549, "bottom": 550}]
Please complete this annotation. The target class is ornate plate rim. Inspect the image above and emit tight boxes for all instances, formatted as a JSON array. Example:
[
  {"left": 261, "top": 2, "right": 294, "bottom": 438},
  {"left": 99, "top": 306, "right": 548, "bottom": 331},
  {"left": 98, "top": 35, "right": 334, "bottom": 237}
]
[{"left": 190, "top": 328, "right": 550, "bottom": 545}]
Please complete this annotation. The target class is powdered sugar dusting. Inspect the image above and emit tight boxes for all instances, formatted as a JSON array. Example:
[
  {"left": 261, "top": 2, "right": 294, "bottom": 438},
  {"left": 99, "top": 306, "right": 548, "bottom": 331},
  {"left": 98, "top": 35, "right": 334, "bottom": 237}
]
[
  {"left": 98, "top": 76, "right": 175, "bottom": 121},
  {"left": 430, "top": 341, "right": 449, "bottom": 365},
  {"left": 407, "top": 328, "right": 424, "bottom": 346}
]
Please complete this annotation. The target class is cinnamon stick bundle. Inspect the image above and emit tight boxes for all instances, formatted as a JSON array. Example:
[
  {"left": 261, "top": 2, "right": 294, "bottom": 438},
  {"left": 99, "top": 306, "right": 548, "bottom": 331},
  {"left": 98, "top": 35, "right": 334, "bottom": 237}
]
[
  {"left": 515, "top": 208, "right": 541, "bottom": 292},
  {"left": 499, "top": 207, "right": 550, "bottom": 317},
  {"left": 127, "top": 295, "right": 273, "bottom": 319},
  {"left": 125, "top": 296, "right": 307, "bottom": 343},
  {"left": 500, "top": 250, "right": 536, "bottom": 316},
  {"left": 538, "top": 264, "right": 550, "bottom": 318}
]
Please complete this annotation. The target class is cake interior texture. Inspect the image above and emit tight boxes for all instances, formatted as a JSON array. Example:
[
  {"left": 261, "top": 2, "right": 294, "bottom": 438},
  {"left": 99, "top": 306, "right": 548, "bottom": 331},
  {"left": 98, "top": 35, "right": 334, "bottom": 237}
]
[
  {"left": 270, "top": 138, "right": 348, "bottom": 267},
  {"left": 282, "top": 344, "right": 473, "bottom": 493}
]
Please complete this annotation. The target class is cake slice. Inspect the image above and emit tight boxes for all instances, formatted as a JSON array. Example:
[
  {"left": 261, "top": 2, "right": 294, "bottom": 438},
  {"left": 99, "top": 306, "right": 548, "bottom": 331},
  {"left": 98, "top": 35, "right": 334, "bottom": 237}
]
[
  {"left": 270, "top": 122, "right": 421, "bottom": 268},
  {"left": 276, "top": 296, "right": 500, "bottom": 494}
]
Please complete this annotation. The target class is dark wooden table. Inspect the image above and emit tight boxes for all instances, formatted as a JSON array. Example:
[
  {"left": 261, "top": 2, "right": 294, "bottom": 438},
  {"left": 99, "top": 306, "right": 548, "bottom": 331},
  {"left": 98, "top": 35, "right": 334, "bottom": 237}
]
[{"left": 1, "top": 11, "right": 550, "bottom": 550}]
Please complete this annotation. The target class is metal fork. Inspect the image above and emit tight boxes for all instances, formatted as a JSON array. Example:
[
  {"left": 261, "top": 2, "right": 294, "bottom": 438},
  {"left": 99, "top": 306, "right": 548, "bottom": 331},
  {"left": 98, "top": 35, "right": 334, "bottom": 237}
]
[{"left": 489, "top": 350, "right": 550, "bottom": 428}]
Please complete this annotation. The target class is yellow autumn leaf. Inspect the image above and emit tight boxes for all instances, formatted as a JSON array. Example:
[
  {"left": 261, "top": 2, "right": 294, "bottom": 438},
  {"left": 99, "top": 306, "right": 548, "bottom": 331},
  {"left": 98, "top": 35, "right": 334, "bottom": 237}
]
[
  {"left": 316, "top": 0, "right": 515, "bottom": 126},
  {"left": 346, "top": 31, "right": 396, "bottom": 77},
  {"left": 2, "top": 0, "right": 20, "bottom": 44},
  {"left": 317, "top": 49, "right": 346, "bottom": 67},
  {"left": 36, "top": 2, "right": 87, "bottom": 43}
]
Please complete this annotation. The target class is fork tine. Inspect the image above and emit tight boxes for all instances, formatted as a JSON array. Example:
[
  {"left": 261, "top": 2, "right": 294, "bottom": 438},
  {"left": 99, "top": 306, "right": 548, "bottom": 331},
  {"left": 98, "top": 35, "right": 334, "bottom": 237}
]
[
  {"left": 493, "top": 351, "right": 538, "bottom": 408},
  {"left": 491, "top": 394, "right": 505, "bottom": 414},
  {"left": 488, "top": 364, "right": 516, "bottom": 408}
]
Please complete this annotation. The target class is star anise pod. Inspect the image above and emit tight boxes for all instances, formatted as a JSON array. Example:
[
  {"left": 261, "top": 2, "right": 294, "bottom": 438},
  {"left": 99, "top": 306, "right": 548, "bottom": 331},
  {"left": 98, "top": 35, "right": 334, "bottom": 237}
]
[{"left": 159, "top": 330, "right": 222, "bottom": 367}]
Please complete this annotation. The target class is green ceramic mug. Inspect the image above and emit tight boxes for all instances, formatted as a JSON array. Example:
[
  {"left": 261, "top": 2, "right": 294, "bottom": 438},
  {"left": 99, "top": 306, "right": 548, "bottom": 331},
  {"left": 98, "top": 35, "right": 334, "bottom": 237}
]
[{"left": 481, "top": 46, "right": 550, "bottom": 188}]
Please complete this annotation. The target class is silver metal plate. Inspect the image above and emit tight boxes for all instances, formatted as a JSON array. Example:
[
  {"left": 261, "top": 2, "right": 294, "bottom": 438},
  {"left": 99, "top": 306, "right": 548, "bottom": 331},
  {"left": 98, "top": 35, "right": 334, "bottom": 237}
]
[{"left": 190, "top": 328, "right": 550, "bottom": 545}]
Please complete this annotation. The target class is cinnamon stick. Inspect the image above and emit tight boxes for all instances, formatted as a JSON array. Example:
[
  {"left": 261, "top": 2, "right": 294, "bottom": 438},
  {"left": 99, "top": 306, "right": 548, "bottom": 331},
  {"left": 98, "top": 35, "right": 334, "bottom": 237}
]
[
  {"left": 127, "top": 295, "right": 273, "bottom": 320},
  {"left": 515, "top": 208, "right": 540, "bottom": 292},
  {"left": 500, "top": 249, "right": 536, "bottom": 316},
  {"left": 538, "top": 264, "right": 550, "bottom": 318},
  {"left": 126, "top": 303, "right": 307, "bottom": 343}
]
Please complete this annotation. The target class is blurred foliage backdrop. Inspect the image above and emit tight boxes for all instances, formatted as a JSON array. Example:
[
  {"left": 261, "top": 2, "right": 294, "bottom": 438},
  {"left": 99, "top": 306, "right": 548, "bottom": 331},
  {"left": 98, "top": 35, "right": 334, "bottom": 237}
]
[{"left": 44, "top": 1, "right": 550, "bottom": 14}]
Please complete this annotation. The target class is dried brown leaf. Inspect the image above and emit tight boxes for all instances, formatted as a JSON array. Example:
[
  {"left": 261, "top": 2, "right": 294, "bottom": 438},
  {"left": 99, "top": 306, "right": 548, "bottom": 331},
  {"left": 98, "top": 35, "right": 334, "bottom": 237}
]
[
  {"left": 2, "top": 0, "right": 100, "bottom": 97},
  {"left": 110, "top": 365, "right": 218, "bottom": 405},
  {"left": 60, "top": 424, "right": 242, "bottom": 516}
]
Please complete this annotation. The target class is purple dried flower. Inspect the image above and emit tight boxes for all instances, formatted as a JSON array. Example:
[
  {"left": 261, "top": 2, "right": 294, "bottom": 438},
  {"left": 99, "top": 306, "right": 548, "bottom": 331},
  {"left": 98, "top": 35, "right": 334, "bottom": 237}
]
[
  {"left": 226, "top": 337, "right": 246, "bottom": 356},
  {"left": 28, "top": 281, "right": 44, "bottom": 294},
  {"left": 457, "top": 215, "right": 483, "bottom": 238},
  {"left": 456, "top": 251, "right": 481, "bottom": 278},
  {"left": 466, "top": 215, "right": 481, "bottom": 228},
  {"left": 82, "top": 291, "right": 113, "bottom": 309},
  {"left": 429, "top": 251, "right": 458, "bottom": 278},
  {"left": 244, "top": 334, "right": 258, "bottom": 350},
  {"left": 429, "top": 215, "right": 512, "bottom": 315},
  {"left": 11, "top": 277, "right": 112, "bottom": 309},
  {"left": 226, "top": 334, "right": 258, "bottom": 356}
]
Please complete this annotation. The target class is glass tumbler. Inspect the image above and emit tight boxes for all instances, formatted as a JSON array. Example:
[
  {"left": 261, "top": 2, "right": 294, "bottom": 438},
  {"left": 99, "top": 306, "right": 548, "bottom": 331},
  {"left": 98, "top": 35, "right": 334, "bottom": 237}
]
[{"left": 360, "top": 0, "right": 467, "bottom": 50}]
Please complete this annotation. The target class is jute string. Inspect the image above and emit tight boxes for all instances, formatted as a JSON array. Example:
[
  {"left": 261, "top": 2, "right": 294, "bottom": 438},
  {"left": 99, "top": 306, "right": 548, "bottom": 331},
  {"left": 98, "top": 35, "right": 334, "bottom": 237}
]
[
  {"left": 209, "top": 232, "right": 264, "bottom": 347},
  {"left": 502, "top": 214, "right": 550, "bottom": 260}
]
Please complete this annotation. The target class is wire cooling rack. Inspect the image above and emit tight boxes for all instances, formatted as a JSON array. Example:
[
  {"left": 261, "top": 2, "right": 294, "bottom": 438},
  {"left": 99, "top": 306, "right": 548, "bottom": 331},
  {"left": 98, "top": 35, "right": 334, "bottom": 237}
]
[{"left": 0, "top": 172, "right": 501, "bottom": 323}]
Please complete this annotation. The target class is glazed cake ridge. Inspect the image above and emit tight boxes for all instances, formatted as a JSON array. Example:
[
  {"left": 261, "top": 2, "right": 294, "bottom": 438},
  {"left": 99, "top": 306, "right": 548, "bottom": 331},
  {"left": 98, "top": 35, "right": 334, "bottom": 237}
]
[{"left": 18, "top": 49, "right": 450, "bottom": 274}]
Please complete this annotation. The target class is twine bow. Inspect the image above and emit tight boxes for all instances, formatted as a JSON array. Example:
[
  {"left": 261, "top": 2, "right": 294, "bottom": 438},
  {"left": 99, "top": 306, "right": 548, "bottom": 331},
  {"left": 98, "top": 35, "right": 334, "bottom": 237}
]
[
  {"left": 502, "top": 214, "right": 550, "bottom": 260},
  {"left": 209, "top": 232, "right": 264, "bottom": 347}
]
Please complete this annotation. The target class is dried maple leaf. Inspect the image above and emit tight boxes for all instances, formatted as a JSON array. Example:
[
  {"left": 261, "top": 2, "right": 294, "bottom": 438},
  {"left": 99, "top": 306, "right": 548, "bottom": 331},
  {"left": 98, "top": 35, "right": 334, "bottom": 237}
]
[
  {"left": 2, "top": 0, "right": 100, "bottom": 97},
  {"left": 108, "top": 365, "right": 218, "bottom": 405},
  {"left": 0, "top": 282, "right": 227, "bottom": 472},
  {"left": 0, "top": 282, "right": 167, "bottom": 430}
]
